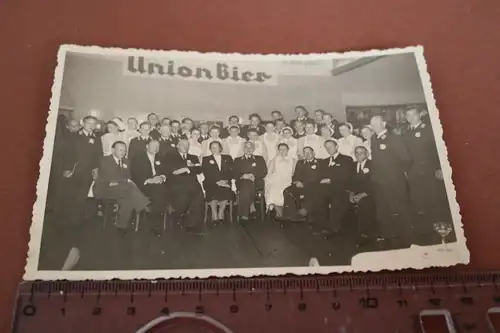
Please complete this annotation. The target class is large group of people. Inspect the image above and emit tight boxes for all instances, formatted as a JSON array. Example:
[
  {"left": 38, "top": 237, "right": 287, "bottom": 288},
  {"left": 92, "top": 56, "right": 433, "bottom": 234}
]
[{"left": 50, "top": 105, "right": 451, "bottom": 249}]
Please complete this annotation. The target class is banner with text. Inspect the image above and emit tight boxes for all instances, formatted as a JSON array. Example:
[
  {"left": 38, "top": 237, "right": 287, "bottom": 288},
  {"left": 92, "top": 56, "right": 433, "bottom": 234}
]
[{"left": 123, "top": 56, "right": 278, "bottom": 85}]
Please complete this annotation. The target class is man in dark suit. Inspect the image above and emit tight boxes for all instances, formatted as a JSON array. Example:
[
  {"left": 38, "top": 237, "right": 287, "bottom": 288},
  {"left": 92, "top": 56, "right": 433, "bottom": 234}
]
[
  {"left": 290, "top": 106, "right": 313, "bottom": 132},
  {"left": 164, "top": 139, "right": 205, "bottom": 234},
  {"left": 349, "top": 146, "right": 377, "bottom": 246},
  {"left": 403, "top": 108, "right": 451, "bottom": 244},
  {"left": 313, "top": 109, "right": 325, "bottom": 132},
  {"left": 292, "top": 120, "right": 306, "bottom": 139},
  {"left": 158, "top": 124, "right": 179, "bottom": 157},
  {"left": 147, "top": 113, "right": 161, "bottom": 140},
  {"left": 233, "top": 141, "right": 267, "bottom": 221},
  {"left": 93, "top": 141, "right": 150, "bottom": 232},
  {"left": 240, "top": 113, "right": 266, "bottom": 139},
  {"left": 282, "top": 146, "right": 322, "bottom": 222},
  {"left": 61, "top": 115, "right": 103, "bottom": 225},
  {"left": 130, "top": 140, "right": 167, "bottom": 228},
  {"left": 171, "top": 120, "right": 181, "bottom": 140},
  {"left": 370, "top": 115, "right": 412, "bottom": 248},
  {"left": 128, "top": 122, "right": 152, "bottom": 160},
  {"left": 180, "top": 118, "right": 194, "bottom": 140},
  {"left": 317, "top": 140, "right": 352, "bottom": 235}
]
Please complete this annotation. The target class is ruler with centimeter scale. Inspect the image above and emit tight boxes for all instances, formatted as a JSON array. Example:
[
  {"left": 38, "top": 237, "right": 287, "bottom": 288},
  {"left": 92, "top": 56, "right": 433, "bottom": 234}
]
[{"left": 11, "top": 272, "right": 500, "bottom": 333}]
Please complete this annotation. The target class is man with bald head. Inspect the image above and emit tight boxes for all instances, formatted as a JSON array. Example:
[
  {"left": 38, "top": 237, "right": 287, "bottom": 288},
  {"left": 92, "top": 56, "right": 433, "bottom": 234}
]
[
  {"left": 164, "top": 139, "right": 205, "bottom": 234},
  {"left": 370, "top": 115, "right": 412, "bottom": 248},
  {"left": 233, "top": 141, "right": 267, "bottom": 221}
]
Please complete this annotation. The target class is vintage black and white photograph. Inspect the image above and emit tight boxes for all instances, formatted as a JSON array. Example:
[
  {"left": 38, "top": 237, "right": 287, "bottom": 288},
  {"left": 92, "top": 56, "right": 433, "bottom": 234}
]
[{"left": 25, "top": 45, "right": 468, "bottom": 280}]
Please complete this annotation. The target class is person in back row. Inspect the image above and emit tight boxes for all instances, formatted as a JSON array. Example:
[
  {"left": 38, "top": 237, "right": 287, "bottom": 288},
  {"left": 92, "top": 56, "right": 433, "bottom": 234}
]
[
  {"left": 282, "top": 146, "right": 322, "bottom": 222},
  {"left": 403, "top": 107, "right": 451, "bottom": 244},
  {"left": 147, "top": 113, "right": 161, "bottom": 140},
  {"left": 317, "top": 140, "right": 352, "bottom": 236},
  {"left": 130, "top": 140, "right": 167, "bottom": 232}
]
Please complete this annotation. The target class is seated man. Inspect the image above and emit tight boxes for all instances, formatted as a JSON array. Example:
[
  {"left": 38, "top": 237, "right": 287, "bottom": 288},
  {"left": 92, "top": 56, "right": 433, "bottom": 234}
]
[
  {"left": 282, "top": 146, "right": 322, "bottom": 222},
  {"left": 349, "top": 146, "right": 377, "bottom": 246},
  {"left": 164, "top": 139, "right": 205, "bottom": 235},
  {"left": 130, "top": 140, "right": 167, "bottom": 230},
  {"left": 93, "top": 141, "right": 150, "bottom": 233},
  {"left": 317, "top": 140, "right": 352, "bottom": 235},
  {"left": 233, "top": 141, "right": 267, "bottom": 221}
]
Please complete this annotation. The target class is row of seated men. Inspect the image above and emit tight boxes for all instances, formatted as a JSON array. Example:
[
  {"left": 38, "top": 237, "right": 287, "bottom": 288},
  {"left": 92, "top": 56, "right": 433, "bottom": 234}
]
[{"left": 54, "top": 108, "right": 452, "bottom": 248}]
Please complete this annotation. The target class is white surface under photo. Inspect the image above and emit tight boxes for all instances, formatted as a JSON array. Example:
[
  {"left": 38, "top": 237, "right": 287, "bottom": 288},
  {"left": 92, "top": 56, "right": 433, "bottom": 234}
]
[{"left": 24, "top": 45, "right": 468, "bottom": 280}]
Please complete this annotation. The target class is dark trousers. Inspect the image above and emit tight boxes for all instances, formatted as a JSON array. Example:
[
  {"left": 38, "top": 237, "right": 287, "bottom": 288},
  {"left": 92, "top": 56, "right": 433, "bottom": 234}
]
[
  {"left": 283, "top": 184, "right": 318, "bottom": 219},
  {"left": 169, "top": 185, "right": 204, "bottom": 228},
  {"left": 102, "top": 183, "right": 150, "bottom": 229},
  {"left": 318, "top": 185, "right": 349, "bottom": 232},
  {"left": 355, "top": 195, "right": 376, "bottom": 237},
  {"left": 237, "top": 179, "right": 256, "bottom": 217},
  {"left": 372, "top": 181, "right": 412, "bottom": 244}
]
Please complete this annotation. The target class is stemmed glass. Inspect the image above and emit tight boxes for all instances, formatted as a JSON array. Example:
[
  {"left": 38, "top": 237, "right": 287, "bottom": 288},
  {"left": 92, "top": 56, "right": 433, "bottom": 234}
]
[{"left": 433, "top": 222, "right": 453, "bottom": 252}]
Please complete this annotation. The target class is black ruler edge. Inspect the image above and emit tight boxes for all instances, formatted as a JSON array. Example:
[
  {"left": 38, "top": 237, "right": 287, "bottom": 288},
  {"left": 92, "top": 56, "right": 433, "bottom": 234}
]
[{"left": 17, "top": 270, "right": 500, "bottom": 295}]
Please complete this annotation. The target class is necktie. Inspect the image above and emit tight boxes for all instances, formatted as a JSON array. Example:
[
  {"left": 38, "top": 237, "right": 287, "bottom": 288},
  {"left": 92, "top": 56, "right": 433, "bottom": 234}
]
[
  {"left": 118, "top": 160, "right": 123, "bottom": 169},
  {"left": 183, "top": 154, "right": 187, "bottom": 161},
  {"left": 357, "top": 163, "right": 361, "bottom": 174}
]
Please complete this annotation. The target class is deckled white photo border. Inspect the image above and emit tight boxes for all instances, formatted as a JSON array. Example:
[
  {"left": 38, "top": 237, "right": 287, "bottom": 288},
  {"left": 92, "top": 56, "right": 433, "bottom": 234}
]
[{"left": 24, "top": 44, "right": 469, "bottom": 281}]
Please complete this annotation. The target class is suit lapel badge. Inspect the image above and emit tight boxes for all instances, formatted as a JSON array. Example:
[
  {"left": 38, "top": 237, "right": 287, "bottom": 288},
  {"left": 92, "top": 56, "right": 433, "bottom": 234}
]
[
  {"left": 88, "top": 138, "right": 94, "bottom": 144},
  {"left": 415, "top": 132, "right": 421, "bottom": 138}
]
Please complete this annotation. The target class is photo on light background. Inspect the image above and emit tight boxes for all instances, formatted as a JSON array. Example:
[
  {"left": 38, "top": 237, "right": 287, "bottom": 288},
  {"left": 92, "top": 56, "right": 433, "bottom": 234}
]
[{"left": 24, "top": 45, "right": 468, "bottom": 280}]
